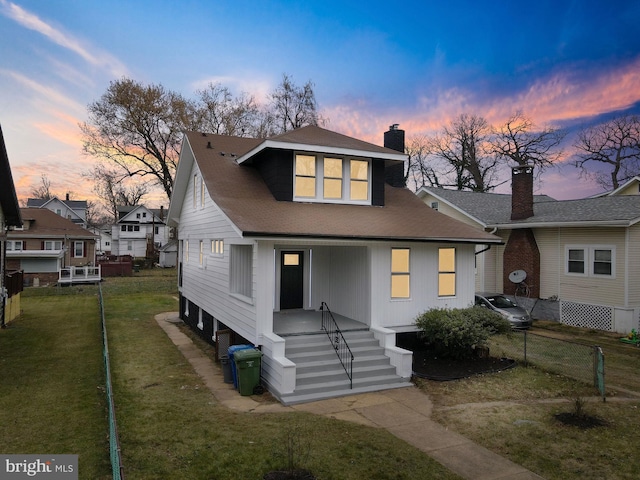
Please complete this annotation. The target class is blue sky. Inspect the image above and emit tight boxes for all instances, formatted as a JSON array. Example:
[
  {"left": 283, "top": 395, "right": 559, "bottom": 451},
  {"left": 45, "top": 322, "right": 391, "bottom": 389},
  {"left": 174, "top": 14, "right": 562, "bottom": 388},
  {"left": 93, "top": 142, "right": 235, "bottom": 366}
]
[{"left": 1, "top": 0, "right": 639, "bottom": 206}]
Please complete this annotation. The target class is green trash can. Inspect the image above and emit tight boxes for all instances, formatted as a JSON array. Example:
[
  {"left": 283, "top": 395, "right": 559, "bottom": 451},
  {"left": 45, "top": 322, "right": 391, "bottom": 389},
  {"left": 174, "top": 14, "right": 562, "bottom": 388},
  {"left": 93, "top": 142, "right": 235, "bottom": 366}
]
[{"left": 233, "top": 348, "right": 262, "bottom": 396}]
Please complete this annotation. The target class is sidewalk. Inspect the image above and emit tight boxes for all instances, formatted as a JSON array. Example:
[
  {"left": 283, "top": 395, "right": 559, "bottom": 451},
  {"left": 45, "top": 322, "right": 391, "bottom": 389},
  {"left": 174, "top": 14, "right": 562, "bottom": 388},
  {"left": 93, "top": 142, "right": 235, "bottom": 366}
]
[{"left": 156, "top": 312, "right": 544, "bottom": 480}]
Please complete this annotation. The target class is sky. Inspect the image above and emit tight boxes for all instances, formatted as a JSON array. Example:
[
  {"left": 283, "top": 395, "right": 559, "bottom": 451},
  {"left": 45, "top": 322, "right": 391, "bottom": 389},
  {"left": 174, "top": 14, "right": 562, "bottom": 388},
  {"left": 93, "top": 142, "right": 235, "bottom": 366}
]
[{"left": 1, "top": 0, "right": 640, "bottom": 210}]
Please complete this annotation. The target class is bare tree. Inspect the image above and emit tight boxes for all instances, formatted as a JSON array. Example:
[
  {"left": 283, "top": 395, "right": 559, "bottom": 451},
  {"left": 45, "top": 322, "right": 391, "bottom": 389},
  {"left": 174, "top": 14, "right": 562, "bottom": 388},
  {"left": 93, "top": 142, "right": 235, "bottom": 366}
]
[
  {"left": 405, "top": 135, "right": 442, "bottom": 191},
  {"left": 85, "top": 164, "right": 148, "bottom": 222},
  {"left": 29, "top": 174, "right": 53, "bottom": 200},
  {"left": 268, "top": 74, "right": 322, "bottom": 134},
  {"left": 573, "top": 114, "right": 640, "bottom": 190},
  {"left": 428, "top": 113, "right": 500, "bottom": 192},
  {"left": 195, "top": 83, "right": 261, "bottom": 137},
  {"left": 490, "top": 111, "right": 565, "bottom": 169},
  {"left": 79, "top": 78, "right": 197, "bottom": 202}
]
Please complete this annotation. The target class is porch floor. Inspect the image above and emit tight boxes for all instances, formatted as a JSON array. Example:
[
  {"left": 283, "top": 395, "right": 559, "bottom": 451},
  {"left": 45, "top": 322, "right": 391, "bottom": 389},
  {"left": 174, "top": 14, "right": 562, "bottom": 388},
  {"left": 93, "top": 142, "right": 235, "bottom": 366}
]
[{"left": 274, "top": 309, "right": 368, "bottom": 336}]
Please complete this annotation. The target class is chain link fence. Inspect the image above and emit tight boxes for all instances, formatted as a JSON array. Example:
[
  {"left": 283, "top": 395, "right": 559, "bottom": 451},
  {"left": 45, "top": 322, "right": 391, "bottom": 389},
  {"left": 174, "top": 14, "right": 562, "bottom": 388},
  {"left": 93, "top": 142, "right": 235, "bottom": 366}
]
[
  {"left": 99, "top": 284, "right": 124, "bottom": 479},
  {"left": 490, "top": 330, "right": 605, "bottom": 400}
]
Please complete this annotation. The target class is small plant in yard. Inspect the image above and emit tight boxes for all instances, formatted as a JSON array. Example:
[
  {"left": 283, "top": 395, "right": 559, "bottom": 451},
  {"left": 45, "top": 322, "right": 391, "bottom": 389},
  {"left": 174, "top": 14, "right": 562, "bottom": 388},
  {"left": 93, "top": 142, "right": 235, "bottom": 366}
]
[
  {"left": 554, "top": 392, "right": 609, "bottom": 429},
  {"left": 415, "top": 306, "right": 511, "bottom": 360},
  {"left": 265, "top": 423, "right": 315, "bottom": 480}
]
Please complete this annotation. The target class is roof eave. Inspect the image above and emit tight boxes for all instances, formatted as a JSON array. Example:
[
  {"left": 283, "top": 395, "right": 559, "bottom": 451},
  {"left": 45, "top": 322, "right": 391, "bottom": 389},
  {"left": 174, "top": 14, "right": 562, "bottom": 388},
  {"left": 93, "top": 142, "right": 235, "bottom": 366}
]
[
  {"left": 487, "top": 220, "right": 634, "bottom": 229},
  {"left": 416, "top": 188, "right": 489, "bottom": 228},
  {"left": 241, "top": 231, "right": 503, "bottom": 244},
  {"left": 236, "top": 139, "right": 407, "bottom": 164}
]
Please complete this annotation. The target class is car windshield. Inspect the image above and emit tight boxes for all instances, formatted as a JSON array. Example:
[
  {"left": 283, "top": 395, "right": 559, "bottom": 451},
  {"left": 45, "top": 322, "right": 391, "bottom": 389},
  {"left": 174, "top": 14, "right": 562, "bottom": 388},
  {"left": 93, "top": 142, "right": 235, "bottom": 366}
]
[{"left": 487, "top": 295, "right": 517, "bottom": 309}]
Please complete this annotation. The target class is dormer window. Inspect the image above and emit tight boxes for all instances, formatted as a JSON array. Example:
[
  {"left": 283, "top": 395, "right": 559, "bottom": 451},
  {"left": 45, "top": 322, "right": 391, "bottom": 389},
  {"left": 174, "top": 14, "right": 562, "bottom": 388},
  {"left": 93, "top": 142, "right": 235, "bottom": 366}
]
[
  {"left": 295, "top": 155, "right": 316, "bottom": 197},
  {"left": 294, "top": 153, "right": 370, "bottom": 204}
]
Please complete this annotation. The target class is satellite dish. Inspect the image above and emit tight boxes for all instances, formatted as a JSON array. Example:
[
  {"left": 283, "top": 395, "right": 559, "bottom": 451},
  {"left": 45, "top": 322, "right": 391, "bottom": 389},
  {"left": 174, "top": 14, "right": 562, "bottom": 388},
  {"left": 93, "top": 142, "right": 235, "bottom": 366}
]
[{"left": 509, "top": 270, "right": 527, "bottom": 284}]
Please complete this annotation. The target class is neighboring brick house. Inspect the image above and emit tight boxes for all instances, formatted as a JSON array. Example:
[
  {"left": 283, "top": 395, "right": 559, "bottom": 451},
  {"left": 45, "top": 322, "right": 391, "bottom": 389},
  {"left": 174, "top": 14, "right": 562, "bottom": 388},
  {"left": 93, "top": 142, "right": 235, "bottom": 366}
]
[
  {"left": 7, "top": 208, "right": 98, "bottom": 286},
  {"left": 418, "top": 166, "right": 640, "bottom": 334}
]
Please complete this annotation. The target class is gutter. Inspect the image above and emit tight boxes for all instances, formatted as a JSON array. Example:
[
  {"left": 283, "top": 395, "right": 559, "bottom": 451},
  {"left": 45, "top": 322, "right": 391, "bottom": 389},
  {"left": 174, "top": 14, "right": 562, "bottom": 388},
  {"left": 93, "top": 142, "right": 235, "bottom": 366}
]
[
  {"left": 242, "top": 231, "right": 503, "bottom": 244},
  {"left": 487, "top": 220, "right": 633, "bottom": 229}
]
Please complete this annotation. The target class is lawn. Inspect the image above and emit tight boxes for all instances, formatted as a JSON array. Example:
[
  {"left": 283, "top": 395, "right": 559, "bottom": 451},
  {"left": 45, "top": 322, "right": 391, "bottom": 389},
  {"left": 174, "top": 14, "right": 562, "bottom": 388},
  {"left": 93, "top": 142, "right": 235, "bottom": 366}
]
[
  {"left": 6, "top": 270, "right": 640, "bottom": 479},
  {"left": 2, "top": 270, "right": 460, "bottom": 480},
  {"left": 416, "top": 321, "right": 640, "bottom": 480},
  {"left": 0, "top": 291, "right": 111, "bottom": 479}
]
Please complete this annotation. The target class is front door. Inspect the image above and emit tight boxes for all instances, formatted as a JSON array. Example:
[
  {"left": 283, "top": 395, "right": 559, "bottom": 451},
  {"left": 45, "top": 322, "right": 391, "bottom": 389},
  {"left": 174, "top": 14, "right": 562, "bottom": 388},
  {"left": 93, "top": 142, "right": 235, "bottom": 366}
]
[{"left": 280, "top": 251, "right": 304, "bottom": 310}]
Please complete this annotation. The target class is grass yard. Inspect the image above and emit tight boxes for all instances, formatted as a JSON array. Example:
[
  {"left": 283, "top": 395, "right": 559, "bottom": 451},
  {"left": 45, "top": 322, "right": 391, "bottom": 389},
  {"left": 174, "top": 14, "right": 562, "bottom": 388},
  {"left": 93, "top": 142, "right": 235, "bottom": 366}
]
[
  {"left": 7, "top": 270, "right": 640, "bottom": 479},
  {"left": 0, "top": 291, "right": 111, "bottom": 479},
  {"left": 2, "top": 270, "right": 460, "bottom": 480},
  {"left": 416, "top": 321, "right": 640, "bottom": 480}
]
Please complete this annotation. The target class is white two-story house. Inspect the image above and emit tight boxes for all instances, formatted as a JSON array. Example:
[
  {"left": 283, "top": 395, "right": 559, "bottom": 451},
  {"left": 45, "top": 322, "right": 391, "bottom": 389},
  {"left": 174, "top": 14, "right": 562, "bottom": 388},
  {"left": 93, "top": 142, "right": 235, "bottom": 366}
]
[
  {"left": 111, "top": 205, "right": 170, "bottom": 259},
  {"left": 167, "top": 124, "right": 501, "bottom": 404}
]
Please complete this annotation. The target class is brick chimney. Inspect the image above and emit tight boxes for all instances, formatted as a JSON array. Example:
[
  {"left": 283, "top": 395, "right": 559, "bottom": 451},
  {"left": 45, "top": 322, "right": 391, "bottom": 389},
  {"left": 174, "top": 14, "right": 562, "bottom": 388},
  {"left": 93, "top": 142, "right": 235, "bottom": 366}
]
[
  {"left": 384, "top": 124, "right": 406, "bottom": 187},
  {"left": 511, "top": 165, "right": 534, "bottom": 220}
]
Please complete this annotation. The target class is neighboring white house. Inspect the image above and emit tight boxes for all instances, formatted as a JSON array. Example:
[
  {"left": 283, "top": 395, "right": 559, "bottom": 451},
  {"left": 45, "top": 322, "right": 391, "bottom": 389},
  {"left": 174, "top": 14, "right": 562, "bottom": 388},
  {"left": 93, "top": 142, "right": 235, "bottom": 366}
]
[
  {"left": 89, "top": 225, "right": 113, "bottom": 255},
  {"left": 111, "top": 205, "right": 169, "bottom": 259},
  {"left": 167, "top": 124, "right": 501, "bottom": 404},
  {"left": 27, "top": 194, "right": 88, "bottom": 228},
  {"left": 418, "top": 166, "right": 640, "bottom": 334}
]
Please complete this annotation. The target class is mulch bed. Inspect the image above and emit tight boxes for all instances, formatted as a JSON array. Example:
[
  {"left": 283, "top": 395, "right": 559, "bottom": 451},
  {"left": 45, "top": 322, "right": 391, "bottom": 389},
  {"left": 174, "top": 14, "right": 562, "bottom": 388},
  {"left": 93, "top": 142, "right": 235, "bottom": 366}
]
[
  {"left": 553, "top": 412, "right": 609, "bottom": 429},
  {"left": 412, "top": 350, "right": 516, "bottom": 381}
]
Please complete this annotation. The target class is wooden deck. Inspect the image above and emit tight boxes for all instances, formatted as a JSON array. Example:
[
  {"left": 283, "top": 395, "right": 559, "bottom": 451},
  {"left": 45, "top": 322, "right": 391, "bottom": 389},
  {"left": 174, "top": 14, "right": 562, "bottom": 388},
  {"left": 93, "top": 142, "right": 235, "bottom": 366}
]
[{"left": 58, "top": 266, "right": 102, "bottom": 285}]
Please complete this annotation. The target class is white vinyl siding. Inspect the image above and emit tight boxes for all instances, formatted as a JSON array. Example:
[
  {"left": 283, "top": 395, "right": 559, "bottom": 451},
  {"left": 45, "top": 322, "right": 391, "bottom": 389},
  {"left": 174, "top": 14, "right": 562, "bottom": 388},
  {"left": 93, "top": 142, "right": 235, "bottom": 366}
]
[{"left": 558, "top": 229, "right": 625, "bottom": 305}]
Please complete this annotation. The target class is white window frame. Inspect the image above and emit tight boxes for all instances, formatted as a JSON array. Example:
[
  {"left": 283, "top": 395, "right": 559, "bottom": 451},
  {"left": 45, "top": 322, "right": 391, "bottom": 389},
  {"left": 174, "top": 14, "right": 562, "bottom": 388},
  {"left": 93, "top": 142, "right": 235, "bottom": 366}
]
[
  {"left": 565, "top": 245, "right": 616, "bottom": 278},
  {"left": 390, "top": 248, "right": 411, "bottom": 299},
  {"left": 211, "top": 239, "right": 224, "bottom": 256},
  {"left": 200, "top": 177, "right": 206, "bottom": 207},
  {"left": 230, "top": 244, "right": 253, "bottom": 301},
  {"left": 199, "top": 240, "right": 204, "bottom": 266},
  {"left": 44, "top": 240, "right": 62, "bottom": 250},
  {"left": 7, "top": 240, "right": 23, "bottom": 251},
  {"left": 193, "top": 174, "right": 198, "bottom": 208},
  {"left": 73, "top": 241, "right": 85, "bottom": 258},
  {"left": 438, "top": 247, "right": 457, "bottom": 297},
  {"left": 293, "top": 153, "right": 371, "bottom": 205}
]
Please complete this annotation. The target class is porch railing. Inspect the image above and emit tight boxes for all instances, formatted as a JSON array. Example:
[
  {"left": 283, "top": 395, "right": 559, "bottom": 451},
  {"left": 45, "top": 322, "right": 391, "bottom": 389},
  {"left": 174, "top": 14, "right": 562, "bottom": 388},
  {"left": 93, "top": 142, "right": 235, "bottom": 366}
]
[
  {"left": 320, "top": 302, "right": 354, "bottom": 389},
  {"left": 59, "top": 265, "right": 102, "bottom": 284}
]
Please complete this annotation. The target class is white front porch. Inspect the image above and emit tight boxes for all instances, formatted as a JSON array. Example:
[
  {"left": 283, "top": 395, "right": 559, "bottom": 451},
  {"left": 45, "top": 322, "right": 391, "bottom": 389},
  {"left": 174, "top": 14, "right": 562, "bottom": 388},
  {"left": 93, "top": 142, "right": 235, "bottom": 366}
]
[{"left": 273, "top": 309, "right": 368, "bottom": 336}]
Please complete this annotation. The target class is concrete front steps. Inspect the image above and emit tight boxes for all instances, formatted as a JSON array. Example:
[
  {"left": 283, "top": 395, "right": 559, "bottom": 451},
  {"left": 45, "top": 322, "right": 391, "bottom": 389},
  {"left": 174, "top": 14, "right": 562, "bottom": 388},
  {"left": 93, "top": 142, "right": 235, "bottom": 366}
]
[{"left": 279, "top": 330, "right": 412, "bottom": 405}]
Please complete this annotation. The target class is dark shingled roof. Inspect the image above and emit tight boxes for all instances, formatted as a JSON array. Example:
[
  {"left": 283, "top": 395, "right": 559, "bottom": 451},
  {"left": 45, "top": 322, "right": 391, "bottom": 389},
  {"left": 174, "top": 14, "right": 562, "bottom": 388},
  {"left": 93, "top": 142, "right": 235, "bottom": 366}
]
[
  {"left": 10, "top": 208, "right": 97, "bottom": 239},
  {"left": 0, "top": 125, "right": 21, "bottom": 227},
  {"left": 182, "top": 127, "right": 501, "bottom": 244},
  {"left": 421, "top": 187, "right": 640, "bottom": 226}
]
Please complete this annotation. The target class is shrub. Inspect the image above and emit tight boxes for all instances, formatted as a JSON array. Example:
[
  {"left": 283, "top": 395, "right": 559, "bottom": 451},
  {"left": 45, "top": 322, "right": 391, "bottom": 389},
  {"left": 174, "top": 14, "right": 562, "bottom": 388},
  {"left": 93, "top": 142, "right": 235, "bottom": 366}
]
[{"left": 414, "top": 306, "right": 510, "bottom": 360}]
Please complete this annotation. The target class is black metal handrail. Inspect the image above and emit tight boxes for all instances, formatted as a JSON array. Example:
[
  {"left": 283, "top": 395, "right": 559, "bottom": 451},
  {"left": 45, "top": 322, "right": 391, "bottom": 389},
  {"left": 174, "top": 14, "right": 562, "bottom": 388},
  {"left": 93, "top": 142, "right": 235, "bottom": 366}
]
[{"left": 320, "top": 302, "right": 354, "bottom": 388}]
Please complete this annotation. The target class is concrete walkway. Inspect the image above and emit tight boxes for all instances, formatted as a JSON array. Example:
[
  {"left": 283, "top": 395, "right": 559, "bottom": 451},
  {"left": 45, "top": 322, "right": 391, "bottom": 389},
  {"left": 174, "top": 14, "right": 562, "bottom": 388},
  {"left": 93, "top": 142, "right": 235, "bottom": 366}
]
[{"left": 156, "top": 312, "right": 544, "bottom": 480}]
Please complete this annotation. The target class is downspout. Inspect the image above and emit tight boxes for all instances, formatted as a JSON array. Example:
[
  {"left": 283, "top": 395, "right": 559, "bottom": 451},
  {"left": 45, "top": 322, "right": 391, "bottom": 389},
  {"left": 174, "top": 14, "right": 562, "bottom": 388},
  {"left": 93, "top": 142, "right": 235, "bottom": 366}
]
[{"left": 474, "top": 227, "right": 498, "bottom": 256}]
